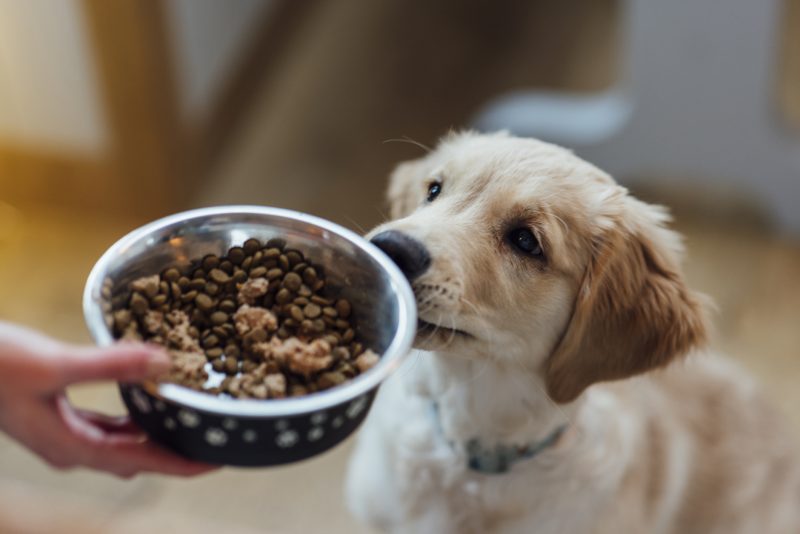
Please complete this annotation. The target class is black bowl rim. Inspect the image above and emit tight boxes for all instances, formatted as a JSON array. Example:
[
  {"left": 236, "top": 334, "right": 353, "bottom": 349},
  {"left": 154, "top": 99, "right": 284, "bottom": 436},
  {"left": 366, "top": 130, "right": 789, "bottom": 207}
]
[{"left": 83, "top": 205, "right": 416, "bottom": 417}]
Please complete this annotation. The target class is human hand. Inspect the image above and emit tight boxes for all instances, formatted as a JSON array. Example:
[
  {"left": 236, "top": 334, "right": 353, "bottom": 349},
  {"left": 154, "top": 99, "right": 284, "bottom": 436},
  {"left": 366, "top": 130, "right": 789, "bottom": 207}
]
[{"left": 0, "top": 322, "right": 214, "bottom": 478}]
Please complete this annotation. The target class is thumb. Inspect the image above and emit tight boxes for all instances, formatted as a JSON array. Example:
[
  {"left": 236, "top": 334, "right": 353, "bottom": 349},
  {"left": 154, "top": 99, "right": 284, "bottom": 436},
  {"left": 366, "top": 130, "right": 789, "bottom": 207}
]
[{"left": 56, "top": 342, "right": 171, "bottom": 387}]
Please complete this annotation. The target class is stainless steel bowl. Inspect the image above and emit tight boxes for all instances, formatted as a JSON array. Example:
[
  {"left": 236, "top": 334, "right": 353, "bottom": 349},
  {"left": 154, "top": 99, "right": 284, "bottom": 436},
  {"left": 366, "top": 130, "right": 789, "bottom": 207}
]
[{"left": 83, "top": 206, "right": 416, "bottom": 466}]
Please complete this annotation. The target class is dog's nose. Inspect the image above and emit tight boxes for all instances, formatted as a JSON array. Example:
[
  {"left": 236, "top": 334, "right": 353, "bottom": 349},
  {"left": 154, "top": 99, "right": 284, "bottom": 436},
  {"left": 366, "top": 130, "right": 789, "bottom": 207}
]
[{"left": 370, "top": 230, "right": 431, "bottom": 282}]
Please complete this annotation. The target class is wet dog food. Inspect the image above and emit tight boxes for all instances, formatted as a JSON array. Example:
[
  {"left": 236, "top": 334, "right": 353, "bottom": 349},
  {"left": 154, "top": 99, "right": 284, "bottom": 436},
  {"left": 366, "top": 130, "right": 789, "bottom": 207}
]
[{"left": 111, "top": 238, "right": 379, "bottom": 399}]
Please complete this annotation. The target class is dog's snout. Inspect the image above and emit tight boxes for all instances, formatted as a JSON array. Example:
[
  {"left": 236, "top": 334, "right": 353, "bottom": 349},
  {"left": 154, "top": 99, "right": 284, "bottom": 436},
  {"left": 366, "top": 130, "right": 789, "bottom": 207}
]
[{"left": 370, "top": 230, "right": 431, "bottom": 282}]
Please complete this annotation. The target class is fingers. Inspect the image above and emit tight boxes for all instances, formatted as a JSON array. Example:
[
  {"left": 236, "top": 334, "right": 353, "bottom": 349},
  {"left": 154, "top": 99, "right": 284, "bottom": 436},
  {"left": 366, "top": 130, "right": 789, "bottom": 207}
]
[
  {"left": 56, "top": 397, "right": 216, "bottom": 478},
  {"left": 86, "top": 441, "right": 218, "bottom": 478},
  {"left": 0, "top": 322, "right": 171, "bottom": 392},
  {"left": 54, "top": 342, "right": 171, "bottom": 387},
  {"left": 0, "top": 323, "right": 212, "bottom": 478},
  {"left": 73, "top": 408, "right": 142, "bottom": 434},
  {"left": 58, "top": 397, "right": 144, "bottom": 445}
]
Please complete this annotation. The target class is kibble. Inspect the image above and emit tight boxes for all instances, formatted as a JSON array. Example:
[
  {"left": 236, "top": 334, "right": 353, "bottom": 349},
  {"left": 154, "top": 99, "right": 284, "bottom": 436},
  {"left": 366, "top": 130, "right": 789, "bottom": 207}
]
[
  {"left": 243, "top": 238, "right": 261, "bottom": 255},
  {"left": 283, "top": 272, "right": 302, "bottom": 291},
  {"left": 335, "top": 299, "right": 352, "bottom": 318},
  {"left": 112, "top": 239, "right": 378, "bottom": 399},
  {"left": 285, "top": 250, "right": 303, "bottom": 267},
  {"left": 189, "top": 278, "right": 206, "bottom": 291},
  {"left": 266, "top": 237, "right": 286, "bottom": 250},
  {"left": 209, "top": 268, "right": 230, "bottom": 284},
  {"left": 219, "top": 299, "right": 236, "bottom": 313},
  {"left": 202, "top": 334, "right": 220, "bottom": 348},
  {"left": 342, "top": 328, "right": 355, "bottom": 343},
  {"left": 302, "top": 267, "right": 317, "bottom": 286},
  {"left": 298, "top": 285, "right": 312, "bottom": 298},
  {"left": 303, "top": 303, "right": 321, "bottom": 319},
  {"left": 228, "top": 247, "right": 246, "bottom": 265},
  {"left": 211, "top": 326, "right": 228, "bottom": 339},
  {"left": 224, "top": 357, "right": 240, "bottom": 374},
  {"left": 210, "top": 311, "right": 228, "bottom": 326},
  {"left": 249, "top": 266, "right": 267, "bottom": 279},
  {"left": 288, "top": 305, "right": 305, "bottom": 322},
  {"left": 163, "top": 268, "right": 181, "bottom": 282},
  {"left": 195, "top": 293, "right": 215, "bottom": 312},
  {"left": 202, "top": 255, "right": 220, "bottom": 271},
  {"left": 130, "top": 292, "right": 149, "bottom": 315},
  {"left": 275, "top": 288, "right": 292, "bottom": 304}
]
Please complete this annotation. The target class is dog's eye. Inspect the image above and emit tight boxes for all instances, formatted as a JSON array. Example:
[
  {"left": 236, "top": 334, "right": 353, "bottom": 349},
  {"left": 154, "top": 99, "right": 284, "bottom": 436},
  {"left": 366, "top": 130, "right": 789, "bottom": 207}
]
[
  {"left": 507, "top": 228, "right": 543, "bottom": 257},
  {"left": 426, "top": 182, "right": 442, "bottom": 202}
]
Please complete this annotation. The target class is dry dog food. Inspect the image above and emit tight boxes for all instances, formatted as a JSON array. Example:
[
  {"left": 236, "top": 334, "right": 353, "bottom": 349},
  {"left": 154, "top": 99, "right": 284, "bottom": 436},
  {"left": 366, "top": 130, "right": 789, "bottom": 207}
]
[{"left": 111, "top": 238, "right": 379, "bottom": 399}]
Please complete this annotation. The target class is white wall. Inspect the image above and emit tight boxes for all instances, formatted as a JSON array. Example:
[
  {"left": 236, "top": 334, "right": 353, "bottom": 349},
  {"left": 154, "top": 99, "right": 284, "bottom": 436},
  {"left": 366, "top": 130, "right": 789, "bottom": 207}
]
[
  {"left": 0, "top": 0, "right": 107, "bottom": 154},
  {"left": 165, "top": 0, "right": 273, "bottom": 122}
]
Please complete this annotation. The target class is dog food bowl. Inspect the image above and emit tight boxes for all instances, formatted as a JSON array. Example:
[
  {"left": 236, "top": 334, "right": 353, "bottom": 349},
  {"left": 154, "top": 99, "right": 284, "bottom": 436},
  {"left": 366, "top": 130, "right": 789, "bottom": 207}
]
[{"left": 83, "top": 206, "right": 416, "bottom": 467}]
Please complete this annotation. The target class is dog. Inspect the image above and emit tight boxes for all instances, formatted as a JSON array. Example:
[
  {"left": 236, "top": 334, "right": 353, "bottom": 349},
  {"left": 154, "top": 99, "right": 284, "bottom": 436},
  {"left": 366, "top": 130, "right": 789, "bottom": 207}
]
[{"left": 345, "top": 131, "right": 800, "bottom": 533}]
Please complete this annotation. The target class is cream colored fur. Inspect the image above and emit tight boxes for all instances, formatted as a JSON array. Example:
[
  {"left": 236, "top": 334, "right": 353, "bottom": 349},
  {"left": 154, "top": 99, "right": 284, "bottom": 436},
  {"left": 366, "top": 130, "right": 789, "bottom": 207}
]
[{"left": 345, "top": 132, "right": 800, "bottom": 533}]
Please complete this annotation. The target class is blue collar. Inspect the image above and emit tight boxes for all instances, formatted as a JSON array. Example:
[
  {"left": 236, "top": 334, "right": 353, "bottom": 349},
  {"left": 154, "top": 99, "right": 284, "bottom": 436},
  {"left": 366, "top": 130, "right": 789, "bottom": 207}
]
[{"left": 431, "top": 402, "right": 567, "bottom": 475}]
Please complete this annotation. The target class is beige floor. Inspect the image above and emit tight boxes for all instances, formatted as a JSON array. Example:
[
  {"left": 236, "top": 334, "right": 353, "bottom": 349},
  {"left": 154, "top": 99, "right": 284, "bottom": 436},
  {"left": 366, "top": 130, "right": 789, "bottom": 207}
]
[{"left": 1, "top": 1, "right": 799, "bottom": 532}]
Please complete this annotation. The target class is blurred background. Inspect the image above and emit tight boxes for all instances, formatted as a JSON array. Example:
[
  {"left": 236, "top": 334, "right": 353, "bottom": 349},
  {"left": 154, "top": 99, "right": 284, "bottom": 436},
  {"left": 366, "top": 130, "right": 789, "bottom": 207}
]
[{"left": 0, "top": 0, "right": 798, "bottom": 532}]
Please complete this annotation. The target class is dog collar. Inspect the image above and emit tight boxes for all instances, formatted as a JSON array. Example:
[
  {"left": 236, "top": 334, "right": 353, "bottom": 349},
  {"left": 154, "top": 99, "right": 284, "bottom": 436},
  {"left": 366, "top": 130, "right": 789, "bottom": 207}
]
[{"left": 431, "top": 402, "right": 567, "bottom": 475}]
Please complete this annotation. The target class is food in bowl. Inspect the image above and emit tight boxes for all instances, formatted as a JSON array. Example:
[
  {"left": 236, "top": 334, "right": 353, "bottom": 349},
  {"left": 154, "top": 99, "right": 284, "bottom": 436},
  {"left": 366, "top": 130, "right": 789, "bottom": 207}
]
[
  {"left": 111, "top": 237, "right": 379, "bottom": 399},
  {"left": 84, "top": 206, "right": 416, "bottom": 466}
]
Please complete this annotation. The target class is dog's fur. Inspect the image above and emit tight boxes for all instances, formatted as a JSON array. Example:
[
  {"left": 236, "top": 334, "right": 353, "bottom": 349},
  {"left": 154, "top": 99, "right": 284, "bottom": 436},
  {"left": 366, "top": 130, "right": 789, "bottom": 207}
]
[{"left": 345, "top": 132, "right": 800, "bottom": 533}]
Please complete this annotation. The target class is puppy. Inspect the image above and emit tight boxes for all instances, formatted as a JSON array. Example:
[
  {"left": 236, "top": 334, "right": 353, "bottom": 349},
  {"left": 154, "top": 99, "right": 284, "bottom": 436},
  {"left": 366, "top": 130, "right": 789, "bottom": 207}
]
[{"left": 345, "top": 131, "right": 800, "bottom": 533}]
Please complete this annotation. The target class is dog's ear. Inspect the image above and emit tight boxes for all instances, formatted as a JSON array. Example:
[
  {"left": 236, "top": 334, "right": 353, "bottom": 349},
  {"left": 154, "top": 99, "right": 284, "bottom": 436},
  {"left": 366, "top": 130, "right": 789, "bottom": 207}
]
[
  {"left": 387, "top": 158, "right": 426, "bottom": 219},
  {"left": 544, "top": 197, "right": 709, "bottom": 403}
]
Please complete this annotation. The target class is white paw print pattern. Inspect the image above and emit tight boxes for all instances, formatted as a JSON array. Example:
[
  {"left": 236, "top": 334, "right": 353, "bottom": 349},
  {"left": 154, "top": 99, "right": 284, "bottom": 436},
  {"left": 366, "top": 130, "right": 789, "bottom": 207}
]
[
  {"left": 222, "top": 418, "right": 237, "bottom": 430},
  {"left": 346, "top": 396, "right": 368, "bottom": 419},
  {"left": 242, "top": 429, "right": 258, "bottom": 443},
  {"left": 310, "top": 412, "right": 327, "bottom": 425},
  {"left": 275, "top": 430, "right": 299, "bottom": 448},
  {"left": 205, "top": 428, "right": 228, "bottom": 447},
  {"left": 307, "top": 427, "right": 324, "bottom": 442},
  {"left": 153, "top": 400, "right": 166, "bottom": 412},
  {"left": 274, "top": 419, "right": 290, "bottom": 431},
  {"left": 332, "top": 416, "right": 344, "bottom": 428},
  {"left": 177, "top": 409, "right": 201, "bottom": 428},
  {"left": 131, "top": 389, "right": 151, "bottom": 414},
  {"left": 164, "top": 417, "right": 177, "bottom": 430}
]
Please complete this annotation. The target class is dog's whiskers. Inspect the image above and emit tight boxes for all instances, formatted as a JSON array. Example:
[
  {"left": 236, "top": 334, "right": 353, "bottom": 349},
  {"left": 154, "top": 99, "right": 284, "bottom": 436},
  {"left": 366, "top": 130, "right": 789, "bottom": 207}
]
[
  {"left": 459, "top": 297, "right": 498, "bottom": 349},
  {"left": 373, "top": 206, "right": 390, "bottom": 225},
  {"left": 444, "top": 315, "right": 458, "bottom": 347},
  {"left": 397, "top": 348, "right": 425, "bottom": 378},
  {"left": 344, "top": 216, "right": 368, "bottom": 235},
  {"left": 382, "top": 136, "right": 431, "bottom": 153}
]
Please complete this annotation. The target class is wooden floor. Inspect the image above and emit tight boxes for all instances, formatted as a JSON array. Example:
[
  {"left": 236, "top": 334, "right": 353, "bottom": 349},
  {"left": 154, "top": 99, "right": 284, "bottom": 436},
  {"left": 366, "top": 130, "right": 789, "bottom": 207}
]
[{"left": 1, "top": 1, "right": 798, "bottom": 532}]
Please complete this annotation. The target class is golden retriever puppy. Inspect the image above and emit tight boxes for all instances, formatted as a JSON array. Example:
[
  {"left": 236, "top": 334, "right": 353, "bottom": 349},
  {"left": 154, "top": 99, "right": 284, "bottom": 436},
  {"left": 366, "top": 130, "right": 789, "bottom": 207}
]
[{"left": 345, "top": 131, "right": 800, "bottom": 533}]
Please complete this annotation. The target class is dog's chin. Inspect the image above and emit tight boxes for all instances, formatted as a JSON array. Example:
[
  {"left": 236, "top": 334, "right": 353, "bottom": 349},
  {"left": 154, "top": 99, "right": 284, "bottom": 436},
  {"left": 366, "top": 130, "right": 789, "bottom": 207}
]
[{"left": 412, "top": 318, "right": 474, "bottom": 351}]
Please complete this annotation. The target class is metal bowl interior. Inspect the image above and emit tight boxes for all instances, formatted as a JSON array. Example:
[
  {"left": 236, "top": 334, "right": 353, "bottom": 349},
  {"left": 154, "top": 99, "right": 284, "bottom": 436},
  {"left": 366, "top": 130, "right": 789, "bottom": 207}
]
[{"left": 83, "top": 206, "right": 416, "bottom": 418}]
